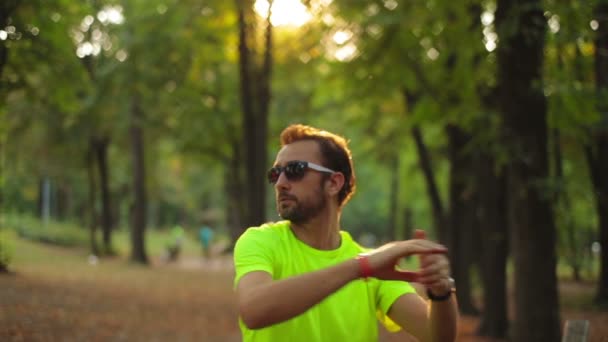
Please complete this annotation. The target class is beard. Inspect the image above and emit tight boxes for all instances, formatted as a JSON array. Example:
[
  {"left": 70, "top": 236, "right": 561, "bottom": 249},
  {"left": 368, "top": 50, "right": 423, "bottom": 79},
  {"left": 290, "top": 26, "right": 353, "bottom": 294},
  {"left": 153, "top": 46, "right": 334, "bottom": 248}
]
[{"left": 277, "top": 186, "right": 327, "bottom": 224}]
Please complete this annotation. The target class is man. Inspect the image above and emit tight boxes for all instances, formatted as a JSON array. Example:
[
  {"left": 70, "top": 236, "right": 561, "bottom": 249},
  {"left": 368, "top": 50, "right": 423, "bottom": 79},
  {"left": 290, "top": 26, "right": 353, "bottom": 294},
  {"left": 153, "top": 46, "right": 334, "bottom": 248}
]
[
  {"left": 198, "top": 224, "right": 214, "bottom": 259},
  {"left": 234, "top": 124, "right": 458, "bottom": 341}
]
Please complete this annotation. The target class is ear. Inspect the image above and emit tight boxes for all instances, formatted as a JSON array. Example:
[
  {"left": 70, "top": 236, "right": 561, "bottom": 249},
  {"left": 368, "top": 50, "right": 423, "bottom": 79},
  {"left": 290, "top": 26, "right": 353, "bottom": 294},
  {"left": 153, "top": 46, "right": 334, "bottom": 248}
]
[{"left": 325, "top": 172, "right": 345, "bottom": 197}]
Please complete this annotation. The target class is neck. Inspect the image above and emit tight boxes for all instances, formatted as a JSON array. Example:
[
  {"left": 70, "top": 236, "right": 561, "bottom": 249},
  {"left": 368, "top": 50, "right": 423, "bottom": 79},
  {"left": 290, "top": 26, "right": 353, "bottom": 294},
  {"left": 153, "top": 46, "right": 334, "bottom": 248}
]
[{"left": 290, "top": 207, "right": 341, "bottom": 250}]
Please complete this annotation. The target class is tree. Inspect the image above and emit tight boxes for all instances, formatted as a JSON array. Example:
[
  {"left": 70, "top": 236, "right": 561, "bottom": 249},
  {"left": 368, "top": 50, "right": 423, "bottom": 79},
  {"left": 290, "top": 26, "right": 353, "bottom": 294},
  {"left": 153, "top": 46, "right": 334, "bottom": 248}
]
[
  {"left": 86, "top": 140, "right": 100, "bottom": 256},
  {"left": 496, "top": 0, "right": 561, "bottom": 340},
  {"left": 76, "top": 1, "right": 118, "bottom": 255},
  {"left": 122, "top": 0, "right": 149, "bottom": 264},
  {"left": 0, "top": 0, "right": 19, "bottom": 274},
  {"left": 0, "top": 1, "right": 19, "bottom": 79},
  {"left": 468, "top": 3, "right": 509, "bottom": 337},
  {"left": 128, "top": 92, "right": 148, "bottom": 264},
  {"left": 236, "top": 0, "right": 273, "bottom": 231},
  {"left": 587, "top": 0, "right": 608, "bottom": 306},
  {"left": 475, "top": 146, "right": 509, "bottom": 337}
]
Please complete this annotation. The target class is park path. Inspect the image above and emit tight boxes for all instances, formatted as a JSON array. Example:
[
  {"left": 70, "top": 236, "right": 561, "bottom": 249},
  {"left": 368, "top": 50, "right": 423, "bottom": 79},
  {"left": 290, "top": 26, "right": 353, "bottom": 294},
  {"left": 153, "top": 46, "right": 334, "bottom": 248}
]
[{"left": 171, "top": 255, "right": 235, "bottom": 272}]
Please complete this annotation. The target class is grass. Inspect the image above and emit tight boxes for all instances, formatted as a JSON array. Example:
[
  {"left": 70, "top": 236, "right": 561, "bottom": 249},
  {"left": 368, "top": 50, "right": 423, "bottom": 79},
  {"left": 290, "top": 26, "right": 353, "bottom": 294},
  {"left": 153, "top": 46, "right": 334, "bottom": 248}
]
[
  {"left": 3, "top": 213, "right": 224, "bottom": 261},
  {"left": 9, "top": 215, "right": 89, "bottom": 248}
]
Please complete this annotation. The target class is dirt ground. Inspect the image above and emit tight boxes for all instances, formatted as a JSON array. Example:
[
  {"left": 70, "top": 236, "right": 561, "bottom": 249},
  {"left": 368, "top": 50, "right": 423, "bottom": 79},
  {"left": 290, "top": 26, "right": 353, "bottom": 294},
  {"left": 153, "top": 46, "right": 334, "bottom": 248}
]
[{"left": 1, "top": 240, "right": 607, "bottom": 341}]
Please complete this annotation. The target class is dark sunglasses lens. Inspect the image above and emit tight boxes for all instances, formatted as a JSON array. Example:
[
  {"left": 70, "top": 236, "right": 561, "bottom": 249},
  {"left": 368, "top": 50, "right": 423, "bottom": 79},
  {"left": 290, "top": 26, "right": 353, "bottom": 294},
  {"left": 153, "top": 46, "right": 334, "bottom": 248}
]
[
  {"left": 284, "top": 162, "right": 306, "bottom": 181},
  {"left": 268, "top": 162, "right": 308, "bottom": 184},
  {"left": 267, "top": 167, "right": 281, "bottom": 184}
]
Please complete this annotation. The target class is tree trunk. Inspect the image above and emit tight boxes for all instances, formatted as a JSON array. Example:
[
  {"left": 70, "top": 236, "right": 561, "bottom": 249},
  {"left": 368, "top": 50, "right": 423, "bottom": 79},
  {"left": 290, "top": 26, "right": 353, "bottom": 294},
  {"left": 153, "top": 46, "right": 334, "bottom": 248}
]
[
  {"left": 0, "top": 1, "right": 18, "bottom": 80},
  {"left": 237, "top": 0, "right": 255, "bottom": 230},
  {"left": 446, "top": 124, "right": 479, "bottom": 315},
  {"left": 227, "top": 141, "right": 247, "bottom": 246},
  {"left": 553, "top": 129, "right": 582, "bottom": 281},
  {"left": 586, "top": 134, "right": 608, "bottom": 304},
  {"left": 87, "top": 141, "right": 99, "bottom": 256},
  {"left": 411, "top": 125, "right": 446, "bottom": 241},
  {"left": 39, "top": 177, "right": 51, "bottom": 223},
  {"left": 387, "top": 153, "right": 399, "bottom": 241},
  {"left": 236, "top": 0, "right": 272, "bottom": 231},
  {"left": 589, "top": 153, "right": 608, "bottom": 303},
  {"left": 93, "top": 136, "right": 113, "bottom": 254},
  {"left": 129, "top": 96, "right": 148, "bottom": 264},
  {"left": 0, "top": 3, "right": 17, "bottom": 273},
  {"left": 37, "top": 178, "right": 43, "bottom": 220},
  {"left": 470, "top": 4, "right": 509, "bottom": 336},
  {"left": 589, "top": 0, "right": 608, "bottom": 307},
  {"left": 476, "top": 154, "right": 508, "bottom": 338},
  {"left": 402, "top": 207, "right": 413, "bottom": 241},
  {"left": 55, "top": 183, "right": 70, "bottom": 221},
  {"left": 496, "top": 0, "right": 560, "bottom": 340}
]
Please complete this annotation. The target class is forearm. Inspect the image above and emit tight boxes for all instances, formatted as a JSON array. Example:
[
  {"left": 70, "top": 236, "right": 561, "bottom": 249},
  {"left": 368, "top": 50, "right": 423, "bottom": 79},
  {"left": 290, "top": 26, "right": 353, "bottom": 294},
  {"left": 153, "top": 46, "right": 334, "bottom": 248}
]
[
  {"left": 429, "top": 295, "right": 459, "bottom": 342},
  {"left": 239, "top": 258, "right": 360, "bottom": 329}
]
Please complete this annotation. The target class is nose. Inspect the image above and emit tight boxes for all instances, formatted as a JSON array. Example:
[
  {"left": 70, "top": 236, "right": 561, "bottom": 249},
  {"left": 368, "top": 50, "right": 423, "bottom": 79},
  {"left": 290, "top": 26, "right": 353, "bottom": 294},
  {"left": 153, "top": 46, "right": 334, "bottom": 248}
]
[{"left": 274, "top": 170, "right": 290, "bottom": 190}]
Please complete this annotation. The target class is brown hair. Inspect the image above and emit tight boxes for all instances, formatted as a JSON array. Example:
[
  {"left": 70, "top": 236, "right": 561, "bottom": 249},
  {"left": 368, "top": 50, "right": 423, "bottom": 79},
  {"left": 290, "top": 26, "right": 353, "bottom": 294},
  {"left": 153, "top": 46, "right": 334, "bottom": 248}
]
[{"left": 279, "top": 124, "right": 356, "bottom": 206}]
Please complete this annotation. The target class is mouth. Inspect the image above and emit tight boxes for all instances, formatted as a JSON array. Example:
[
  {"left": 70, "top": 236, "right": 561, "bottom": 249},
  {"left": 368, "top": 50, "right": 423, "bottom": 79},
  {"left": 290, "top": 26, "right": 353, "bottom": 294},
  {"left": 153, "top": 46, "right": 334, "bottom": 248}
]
[{"left": 278, "top": 193, "right": 297, "bottom": 203}]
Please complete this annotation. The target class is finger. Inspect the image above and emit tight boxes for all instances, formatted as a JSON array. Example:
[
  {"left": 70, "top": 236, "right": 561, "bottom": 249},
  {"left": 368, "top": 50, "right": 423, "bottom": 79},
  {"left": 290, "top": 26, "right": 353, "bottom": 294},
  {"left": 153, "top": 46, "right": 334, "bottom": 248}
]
[
  {"left": 392, "top": 270, "right": 420, "bottom": 282},
  {"left": 413, "top": 229, "right": 427, "bottom": 239},
  {"left": 410, "top": 233, "right": 433, "bottom": 267},
  {"left": 418, "top": 267, "right": 450, "bottom": 285},
  {"left": 410, "top": 248, "right": 448, "bottom": 255},
  {"left": 421, "top": 258, "right": 449, "bottom": 276},
  {"left": 418, "top": 267, "right": 449, "bottom": 283},
  {"left": 420, "top": 276, "right": 444, "bottom": 287},
  {"left": 375, "top": 269, "right": 418, "bottom": 282},
  {"left": 419, "top": 254, "right": 447, "bottom": 268},
  {"left": 417, "top": 264, "right": 449, "bottom": 282}
]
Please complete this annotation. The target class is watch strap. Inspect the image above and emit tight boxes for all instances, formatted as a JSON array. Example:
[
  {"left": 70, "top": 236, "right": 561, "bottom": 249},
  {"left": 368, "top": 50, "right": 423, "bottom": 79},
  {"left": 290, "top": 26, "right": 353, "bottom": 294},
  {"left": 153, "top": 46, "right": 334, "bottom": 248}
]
[{"left": 426, "top": 288, "right": 454, "bottom": 301}]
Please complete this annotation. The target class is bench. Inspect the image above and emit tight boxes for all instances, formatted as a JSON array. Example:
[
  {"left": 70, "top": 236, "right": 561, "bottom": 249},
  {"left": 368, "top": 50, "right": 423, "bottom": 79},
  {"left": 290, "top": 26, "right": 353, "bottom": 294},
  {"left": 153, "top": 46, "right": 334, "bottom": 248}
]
[{"left": 562, "top": 320, "right": 590, "bottom": 342}]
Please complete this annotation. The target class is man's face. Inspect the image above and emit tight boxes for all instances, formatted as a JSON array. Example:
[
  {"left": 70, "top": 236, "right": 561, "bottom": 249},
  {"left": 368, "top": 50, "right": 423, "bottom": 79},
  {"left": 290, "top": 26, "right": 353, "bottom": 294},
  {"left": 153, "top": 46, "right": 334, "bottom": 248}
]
[{"left": 272, "top": 140, "right": 329, "bottom": 224}]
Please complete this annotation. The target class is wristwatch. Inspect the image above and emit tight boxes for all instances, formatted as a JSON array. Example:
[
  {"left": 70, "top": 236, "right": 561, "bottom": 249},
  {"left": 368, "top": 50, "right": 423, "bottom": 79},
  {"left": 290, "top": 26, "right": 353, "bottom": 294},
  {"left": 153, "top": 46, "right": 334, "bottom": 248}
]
[{"left": 426, "top": 277, "right": 456, "bottom": 302}]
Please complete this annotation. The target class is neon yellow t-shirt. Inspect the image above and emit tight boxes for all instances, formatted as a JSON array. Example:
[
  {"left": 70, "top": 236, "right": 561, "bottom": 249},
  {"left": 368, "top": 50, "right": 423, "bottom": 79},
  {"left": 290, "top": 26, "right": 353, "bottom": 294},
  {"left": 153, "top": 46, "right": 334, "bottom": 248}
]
[{"left": 233, "top": 221, "right": 416, "bottom": 342}]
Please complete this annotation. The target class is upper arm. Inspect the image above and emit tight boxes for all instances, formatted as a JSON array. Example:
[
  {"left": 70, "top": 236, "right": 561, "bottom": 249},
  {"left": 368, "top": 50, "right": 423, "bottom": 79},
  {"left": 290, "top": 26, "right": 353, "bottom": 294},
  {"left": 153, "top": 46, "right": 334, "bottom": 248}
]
[
  {"left": 387, "top": 292, "right": 431, "bottom": 342},
  {"left": 236, "top": 271, "right": 273, "bottom": 293},
  {"left": 233, "top": 229, "right": 276, "bottom": 320},
  {"left": 236, "top": 271, "right": 273, "bottom": 316},
  {"left": 233, "top": 228, "right": 275, "bottom": 288}
]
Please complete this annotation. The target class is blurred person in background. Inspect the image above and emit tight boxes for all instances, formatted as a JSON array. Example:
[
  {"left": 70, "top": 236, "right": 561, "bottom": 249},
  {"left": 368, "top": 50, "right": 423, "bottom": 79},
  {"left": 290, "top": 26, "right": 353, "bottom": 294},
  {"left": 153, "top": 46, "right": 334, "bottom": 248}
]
[{"left": 199, "top": 224, "right": 215, "bottom": 259}]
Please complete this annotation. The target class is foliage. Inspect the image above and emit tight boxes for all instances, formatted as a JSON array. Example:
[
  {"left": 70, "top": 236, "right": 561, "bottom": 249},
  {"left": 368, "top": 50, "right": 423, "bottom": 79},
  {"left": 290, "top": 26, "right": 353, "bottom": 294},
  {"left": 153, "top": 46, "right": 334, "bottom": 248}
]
[
  {"left": 0, "top": 0, "right": 604, "bottom": 288},
  {"left": 12, "top": 215, "right": 89, "bottom": 248},
  {"left": 0, "top": 230, "right": 14, "bottom": 271},
  {"left": 5, "top": 213, "right": 228, "bottom": 258}
]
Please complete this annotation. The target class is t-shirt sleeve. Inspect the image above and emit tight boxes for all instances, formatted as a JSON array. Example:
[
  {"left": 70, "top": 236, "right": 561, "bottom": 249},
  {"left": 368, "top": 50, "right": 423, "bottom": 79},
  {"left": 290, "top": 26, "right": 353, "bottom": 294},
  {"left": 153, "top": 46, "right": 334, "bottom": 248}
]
[
  {"left": 376, "top": 280, "right": 417, "bottom": 332},
  {"left": 233, "top": 227, "right": 276, "bottom": 288}
]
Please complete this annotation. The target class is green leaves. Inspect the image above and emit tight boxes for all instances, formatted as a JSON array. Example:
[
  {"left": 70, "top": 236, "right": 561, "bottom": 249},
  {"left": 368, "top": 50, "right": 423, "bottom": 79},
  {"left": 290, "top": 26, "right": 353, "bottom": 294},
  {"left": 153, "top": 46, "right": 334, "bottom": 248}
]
[{"left": 1, "top": 0, "right": 603, "bottom": 245}]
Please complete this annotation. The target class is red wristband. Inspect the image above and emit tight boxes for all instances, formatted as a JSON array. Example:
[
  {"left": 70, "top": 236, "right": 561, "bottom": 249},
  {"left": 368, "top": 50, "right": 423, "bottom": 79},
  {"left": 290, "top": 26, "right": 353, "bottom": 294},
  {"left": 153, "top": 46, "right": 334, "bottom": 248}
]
[{"left": 356, "top": 254, "right": 373, "bottom": 279}]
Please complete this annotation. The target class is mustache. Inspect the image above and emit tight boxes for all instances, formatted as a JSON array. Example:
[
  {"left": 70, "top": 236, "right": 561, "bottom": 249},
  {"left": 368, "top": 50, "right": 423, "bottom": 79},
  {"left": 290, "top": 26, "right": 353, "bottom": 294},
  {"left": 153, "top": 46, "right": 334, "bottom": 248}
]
[{"left": 278, "top": 192, "right": 297, "bottom": 201}]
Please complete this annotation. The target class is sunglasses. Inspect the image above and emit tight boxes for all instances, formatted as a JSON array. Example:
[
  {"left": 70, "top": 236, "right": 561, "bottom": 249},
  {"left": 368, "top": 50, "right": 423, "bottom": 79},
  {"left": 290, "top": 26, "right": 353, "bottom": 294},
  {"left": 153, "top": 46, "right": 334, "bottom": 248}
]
[{"left": 267, "top": 160, "right": 336, "bottom": 184}]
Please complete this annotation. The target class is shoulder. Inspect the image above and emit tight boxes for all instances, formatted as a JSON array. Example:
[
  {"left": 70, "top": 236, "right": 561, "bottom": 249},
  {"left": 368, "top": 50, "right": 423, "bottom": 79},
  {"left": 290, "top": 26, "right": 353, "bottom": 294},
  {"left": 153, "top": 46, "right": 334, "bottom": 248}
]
[
  {"left": 233, "top": 221, "right": 290, "bottom": 284},
  {"left": 241, "top": 220, "right": 290, "bottom": 237},
  {"left": 339, "top": 230, "right": 369, "bottom": 254},
  {"left": 235, "top": 221, "right": 290, "bottom": 247}
]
